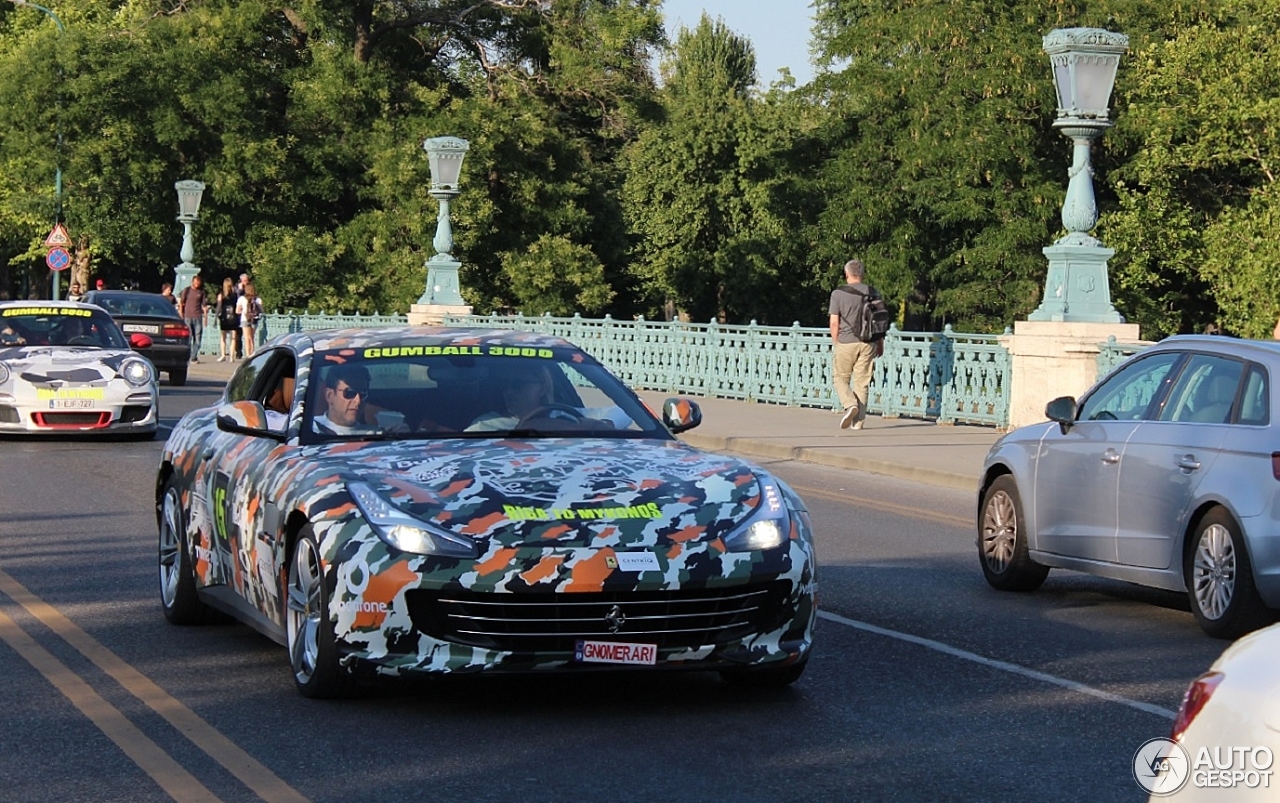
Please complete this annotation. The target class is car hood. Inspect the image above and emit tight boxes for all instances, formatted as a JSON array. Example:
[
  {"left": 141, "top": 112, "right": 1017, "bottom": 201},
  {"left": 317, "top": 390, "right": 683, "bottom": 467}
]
[
  {"left": 303, "top": 438, "right": 769, "bottom": 550},
  {"left": 0, "top": 346, "right": 141, "bottom": 385}
]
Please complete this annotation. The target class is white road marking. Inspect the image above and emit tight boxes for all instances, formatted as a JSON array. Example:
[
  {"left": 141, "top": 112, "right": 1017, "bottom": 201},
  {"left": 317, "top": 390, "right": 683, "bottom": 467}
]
[{"left": 818, "top": 609, "right": 1178, "bottom": 720}]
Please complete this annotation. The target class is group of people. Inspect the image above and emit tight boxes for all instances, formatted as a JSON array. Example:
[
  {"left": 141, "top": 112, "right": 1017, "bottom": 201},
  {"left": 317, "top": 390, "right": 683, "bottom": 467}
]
[
  {"left": 172, "top": 273, "right": 264, "bottom": 363},
  {"left": 64, "top": 278, "right": 105, "bottom": 302}
]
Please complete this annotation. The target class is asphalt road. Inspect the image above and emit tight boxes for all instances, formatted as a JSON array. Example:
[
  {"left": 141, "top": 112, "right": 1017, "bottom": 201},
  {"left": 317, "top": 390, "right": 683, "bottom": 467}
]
[{"left": 0, "top": 377, "right": 1230, "bottom": 802}]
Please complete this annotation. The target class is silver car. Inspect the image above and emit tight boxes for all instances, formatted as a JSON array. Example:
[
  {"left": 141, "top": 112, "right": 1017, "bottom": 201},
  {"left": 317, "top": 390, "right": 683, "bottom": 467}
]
[{"left": 978, "top": 335, "right": 1280, "bottom": 638}]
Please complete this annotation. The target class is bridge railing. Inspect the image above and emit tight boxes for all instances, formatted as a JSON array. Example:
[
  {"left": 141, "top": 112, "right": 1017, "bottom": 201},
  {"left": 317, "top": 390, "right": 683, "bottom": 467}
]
[{"left": 196, "top": 310, "right": 1014, "bottom": 426}]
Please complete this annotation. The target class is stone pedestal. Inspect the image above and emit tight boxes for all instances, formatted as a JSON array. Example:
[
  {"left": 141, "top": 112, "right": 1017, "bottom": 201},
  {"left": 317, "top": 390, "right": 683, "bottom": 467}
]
[
  {"left": 407, "top": 303, "right": 471, "bottom": 327},
  {"left": 1000, "top": 320, "right": 1144, "bottom": 429}
]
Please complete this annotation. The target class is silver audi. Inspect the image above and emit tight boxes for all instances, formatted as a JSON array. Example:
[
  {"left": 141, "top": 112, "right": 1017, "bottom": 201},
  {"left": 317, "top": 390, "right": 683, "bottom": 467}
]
[{"left": 978, "top": 335, "right": 1280, "bottom": 638}]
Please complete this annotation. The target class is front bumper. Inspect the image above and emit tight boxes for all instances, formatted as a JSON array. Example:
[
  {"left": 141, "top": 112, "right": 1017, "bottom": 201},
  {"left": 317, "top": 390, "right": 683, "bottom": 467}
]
[
  {"left": 325, "top": 540, "right": 817, "bottom": 678},
  {"left": 0, "top": 390, "right": 157, "bottom": 434}
]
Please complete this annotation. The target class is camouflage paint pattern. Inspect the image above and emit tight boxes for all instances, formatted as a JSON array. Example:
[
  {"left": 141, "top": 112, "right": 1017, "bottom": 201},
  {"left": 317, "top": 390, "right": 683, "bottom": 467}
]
[{"left": 159, "top": 327, "right": 815, "bottom": 679}]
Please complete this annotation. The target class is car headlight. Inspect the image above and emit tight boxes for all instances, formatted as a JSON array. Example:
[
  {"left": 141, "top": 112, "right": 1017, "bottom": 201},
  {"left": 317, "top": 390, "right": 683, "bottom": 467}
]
[
  {"left": 724, "top": 479, "right": 790, "bottom": 552},
  {"left": 348, "top": 481, "right": 479, "bottom": 558},
  {"left": 121, "top": 357, "right": 153, "bottom": 387},
  {"left": 0, "top": 363, "right": 8, "bottom": 384}
]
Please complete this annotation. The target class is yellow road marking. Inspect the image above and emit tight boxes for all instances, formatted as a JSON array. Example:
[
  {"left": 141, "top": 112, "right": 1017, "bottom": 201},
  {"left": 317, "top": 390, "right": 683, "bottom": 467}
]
[
  {"left": 0, "top": 605, "right": 221, "bottom": 802},
  {"left": 0, "top": 569, "right": 309, "bottom": 803},
  {"left": 790, "top": 483, "right": 973, "bottom": 528}
]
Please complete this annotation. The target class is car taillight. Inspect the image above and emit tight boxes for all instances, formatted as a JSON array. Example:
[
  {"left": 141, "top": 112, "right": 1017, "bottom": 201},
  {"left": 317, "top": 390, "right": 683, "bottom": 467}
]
[
  {"left": 1172, "top": 671, "right": 1224, "bottom": 741},
  {"left": 163, "top": 323, "right": 190, "bottom": 338}
]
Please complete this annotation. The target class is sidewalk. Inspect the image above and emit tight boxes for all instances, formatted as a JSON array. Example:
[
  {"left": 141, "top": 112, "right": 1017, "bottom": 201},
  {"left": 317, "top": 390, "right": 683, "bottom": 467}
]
[{"left": 186, "top": 359, "right": 998, "bottom": 492}]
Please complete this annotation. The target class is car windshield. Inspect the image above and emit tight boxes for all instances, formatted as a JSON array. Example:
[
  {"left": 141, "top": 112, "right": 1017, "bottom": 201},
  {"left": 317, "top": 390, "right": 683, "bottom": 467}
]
[
  {"left": 0, "top": 306, "right": 129, "bottom": 349},
  {"left": 301, "top": 345, "right": 666, "bottom": 443}
]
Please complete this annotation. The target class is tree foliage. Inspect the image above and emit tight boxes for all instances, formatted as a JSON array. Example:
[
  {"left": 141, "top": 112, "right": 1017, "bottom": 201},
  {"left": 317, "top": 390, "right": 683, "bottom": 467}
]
[{"left": 1, "top": 0, "right": 1278, "bottom": 340}]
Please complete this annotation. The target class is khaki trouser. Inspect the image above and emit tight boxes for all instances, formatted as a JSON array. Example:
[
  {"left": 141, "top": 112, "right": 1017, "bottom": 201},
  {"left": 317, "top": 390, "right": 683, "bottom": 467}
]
[{"left": 833, "top": 340, "right": 876, "bottom": 421}]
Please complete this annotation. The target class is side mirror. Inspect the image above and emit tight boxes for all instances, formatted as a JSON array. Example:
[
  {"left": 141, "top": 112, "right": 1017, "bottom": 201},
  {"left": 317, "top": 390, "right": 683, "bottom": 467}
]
[
  {"left": 662, "top": 397, "right": 702, "bottom": 434},
  {"left": 129, "top": 332, "right": 153, "bottom": 349},
  {"left": 1045, "top": 396, "right": 1078, "bottom": 433},
  {"left": 216, "top": 400, "right": 284, "bottom": 440}
]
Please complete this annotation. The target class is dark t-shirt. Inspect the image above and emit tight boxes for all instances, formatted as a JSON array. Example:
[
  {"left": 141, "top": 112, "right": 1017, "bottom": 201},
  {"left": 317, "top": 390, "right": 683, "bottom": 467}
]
[
  {"left": 828, "top": 282, "right": 876, "bottom": 344},
  {"left": 178, "top": 286, "right": 206, "bottom": 321}
]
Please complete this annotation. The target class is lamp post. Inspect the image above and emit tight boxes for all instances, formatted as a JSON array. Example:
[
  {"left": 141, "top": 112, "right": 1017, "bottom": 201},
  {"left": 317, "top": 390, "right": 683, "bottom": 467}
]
[
  {"left": 1028, "top": 27, "right": 1129, "bottom": 323},
  {"left": 417, "top": 136, "right": 470, "bottom": 310},
  {"left": 173, "top": 179, "right": 205, "bottom": 294},
  {"left": 8, "top": 1, "right": 66, "bottom": 300}
]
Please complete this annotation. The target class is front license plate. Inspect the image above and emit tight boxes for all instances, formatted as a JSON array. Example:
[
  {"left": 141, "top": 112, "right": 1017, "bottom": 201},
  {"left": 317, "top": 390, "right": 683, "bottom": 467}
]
[
  {"left": 575, "top": 640, "right": 658, "bottom": 666},
  {"left": 51, "top": 399, "right": 94, "bottom": 409},
  {"left": 122, "top": 324, "right": 160, "bottom": 334}
]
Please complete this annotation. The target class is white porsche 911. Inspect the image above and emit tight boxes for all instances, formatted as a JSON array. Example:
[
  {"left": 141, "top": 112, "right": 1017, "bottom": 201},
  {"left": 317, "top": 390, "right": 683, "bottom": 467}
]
[{"left": 0, "top": 301, "right": 158, "bottom": 438}]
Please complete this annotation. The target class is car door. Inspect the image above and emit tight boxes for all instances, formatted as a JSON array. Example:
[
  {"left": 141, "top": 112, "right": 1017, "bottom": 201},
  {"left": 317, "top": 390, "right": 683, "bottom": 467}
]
[
  {"left": 197, "top": 350, "right": 277, "bottom": 590},
  {"left": 1116, "top": 353, "right": 1243, "bottom": 569},
  {"left": 209, "top": 349, "right": 299, "bottom": 622},
  {"left": 1033, "top": 351, "right": 1183, "bottom": 562}
]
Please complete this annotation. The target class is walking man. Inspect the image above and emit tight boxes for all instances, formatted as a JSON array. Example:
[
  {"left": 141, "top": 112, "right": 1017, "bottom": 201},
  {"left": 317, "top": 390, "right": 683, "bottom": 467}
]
[
  {"left": 829, "top": 258, "right": 884, "bottom": 430},
  {"left": 177, "top": 275, "right": 208, "bottom": 363}
]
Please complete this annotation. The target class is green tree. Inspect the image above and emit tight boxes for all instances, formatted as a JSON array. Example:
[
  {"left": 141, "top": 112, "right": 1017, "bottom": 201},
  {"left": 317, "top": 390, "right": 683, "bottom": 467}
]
[
  {"left": 1105, "top": 3, "right": 1280, "bottom": 338},
  {"left": 623, "top": 15, "right": 803, "bottom": 324},
  {"left": 807, "top": 0, "right": 1219, "bottom": 334}
]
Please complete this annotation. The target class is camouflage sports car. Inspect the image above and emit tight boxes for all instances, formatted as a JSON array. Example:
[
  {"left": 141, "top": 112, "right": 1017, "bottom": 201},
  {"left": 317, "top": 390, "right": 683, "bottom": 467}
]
[
  {"left": 0, "top": 301, "right": 159, "bottom": 437},
  {"left": 156, "top": 327, "right": 817, "bottom": 697}
]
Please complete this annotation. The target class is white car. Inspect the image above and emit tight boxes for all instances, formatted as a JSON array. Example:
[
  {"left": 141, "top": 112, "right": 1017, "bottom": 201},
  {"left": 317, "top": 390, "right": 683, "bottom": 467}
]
[
  {"left": 0, "top": 301, "right": 158, "bottom": 438},
  {"left": 1157, "top": 621, "right": 1280, "bottom": 800}
]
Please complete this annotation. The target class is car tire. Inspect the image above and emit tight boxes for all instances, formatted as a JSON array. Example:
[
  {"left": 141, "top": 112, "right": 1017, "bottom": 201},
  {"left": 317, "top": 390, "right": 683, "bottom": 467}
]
[
  {"left": 720, "top": 657, "right": 808, "bottom": 688},
  {"left": 169, "top": 368, "right": 187, "bottom": 386},
  {"left": 979, "top": 475, "right": 1049, "bottom": 592},
  {"left": 1185, "top": 508, "right": 1274, "bottom": 639},
  {"left": 287, "top": 526, "right": 355, "bottom": 699},
  {"left": 158, "top": 480, "right": 221, "bottom": 625}
]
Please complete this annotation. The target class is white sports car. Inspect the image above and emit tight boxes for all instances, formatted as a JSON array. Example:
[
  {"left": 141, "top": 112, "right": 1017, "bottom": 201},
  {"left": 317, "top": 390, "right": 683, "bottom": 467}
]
[{"left": 0, "top": 301, "right": 159, "bottom": 438}]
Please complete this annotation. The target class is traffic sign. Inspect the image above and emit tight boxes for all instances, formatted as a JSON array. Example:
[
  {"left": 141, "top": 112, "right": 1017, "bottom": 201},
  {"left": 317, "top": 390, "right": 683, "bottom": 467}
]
[
  {"left": 46, "top": 246, "right": 71, "bottom": 271},
  {"left": 44, "top": 223, "right": 71, "bottom": 248}
]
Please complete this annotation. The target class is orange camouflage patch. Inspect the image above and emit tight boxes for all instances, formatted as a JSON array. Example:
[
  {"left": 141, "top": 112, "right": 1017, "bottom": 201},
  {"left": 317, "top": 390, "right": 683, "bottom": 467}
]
[
  {"left": 519, "top": 555, "right": 564, "bottom": 585},
  {"left": 476, "top": 547, "right": 519, "bottom": 576},
  {"left": 565, "top": 550, "right": 613, "bottom": 592}
]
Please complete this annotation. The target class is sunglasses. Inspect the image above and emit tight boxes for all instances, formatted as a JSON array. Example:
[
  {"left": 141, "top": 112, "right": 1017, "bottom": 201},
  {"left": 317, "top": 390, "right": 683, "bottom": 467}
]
[{"left": 336, "top": 385, "right": 368, "bottom": 400}]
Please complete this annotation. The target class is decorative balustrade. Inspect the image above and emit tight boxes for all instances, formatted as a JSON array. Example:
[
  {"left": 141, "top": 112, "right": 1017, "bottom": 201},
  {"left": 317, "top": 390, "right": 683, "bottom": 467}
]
[
  {"left": 1096, "top": 335, "right": 1149, "bottom": 380},
  {"left": 194, "top": 310, "right": 1017, "bottom": 427}
]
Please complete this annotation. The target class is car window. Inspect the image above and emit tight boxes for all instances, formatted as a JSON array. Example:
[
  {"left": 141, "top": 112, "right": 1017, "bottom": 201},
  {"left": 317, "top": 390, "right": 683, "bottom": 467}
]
[
  {"left": 226, "top": 351, "right": 274, "bottom": 403},
  {"left": 0, "top": 306, "right": 128, "bottom": 349},
  {"left": 1239, "top": 364, "right": 1270, "bottom": 426},
  {"left": 1157, "top": 354, "right": 1243, "bottom": 424},
  {"left": 1078, "top": 352, "right": 1182, "bottom": 422},
  {"left": 301, "top": 346, "right": 665, "bottom": 443}
]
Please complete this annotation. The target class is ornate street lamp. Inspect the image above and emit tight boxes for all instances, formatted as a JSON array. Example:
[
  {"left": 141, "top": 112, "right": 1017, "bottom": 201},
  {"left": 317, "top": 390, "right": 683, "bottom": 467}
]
[
  {"left": 417, "top": 136, "right": 470, "bottom": 309},
  {"left": 1028, "top": 27, "right": 1129, "bottom": 323},
  {"left": 173, "top": 179, "right": 205, "bottom": 294}
]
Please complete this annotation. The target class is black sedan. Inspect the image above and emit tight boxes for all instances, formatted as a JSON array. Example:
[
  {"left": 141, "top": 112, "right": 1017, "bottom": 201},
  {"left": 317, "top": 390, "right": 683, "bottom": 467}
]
[{"left": 83, "top": 290, "right": 191, "bottom": 385}]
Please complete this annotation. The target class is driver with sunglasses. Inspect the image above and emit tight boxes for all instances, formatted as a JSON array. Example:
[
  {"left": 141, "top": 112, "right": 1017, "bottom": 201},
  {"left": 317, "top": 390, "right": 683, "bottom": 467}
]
[{"left": 313, "top": 363, "right": 377, "bottom": 436}]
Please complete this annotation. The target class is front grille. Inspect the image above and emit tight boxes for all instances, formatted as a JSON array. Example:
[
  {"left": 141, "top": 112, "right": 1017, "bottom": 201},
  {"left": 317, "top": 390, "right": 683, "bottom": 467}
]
[
  {"left": 32, "top": 411, "right": 111, "bottom": 428},
  {"left": 0, "top": 406, "right": 18, "bottom": 424},
  {"left": 406, "top": 581, "right": 792, "bottom": 653}
]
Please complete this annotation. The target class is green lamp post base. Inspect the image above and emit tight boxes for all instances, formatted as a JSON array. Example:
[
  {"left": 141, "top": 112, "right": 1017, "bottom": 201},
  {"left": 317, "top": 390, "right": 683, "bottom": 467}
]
[{"left": 1027, "top": 234, "right": 1123, "bottom": 323}]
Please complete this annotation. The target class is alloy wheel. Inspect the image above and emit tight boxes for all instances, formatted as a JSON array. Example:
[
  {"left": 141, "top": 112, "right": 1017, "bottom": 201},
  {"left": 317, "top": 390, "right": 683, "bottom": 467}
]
[
  {"left": 158, "top": 487, "right": 183, "bottom": 608},
  {"left": 982, "top": 490, "right": 1016, "bottom": 573},
  {"left": 287, "top": 539, "right": 323, "bottom": 684},
  {"left": 1192, "top": 523, "right": 1236, "bottom": 621}
]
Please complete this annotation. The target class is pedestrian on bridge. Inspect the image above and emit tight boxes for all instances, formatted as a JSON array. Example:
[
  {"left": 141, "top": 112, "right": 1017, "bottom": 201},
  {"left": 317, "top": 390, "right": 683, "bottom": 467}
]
[{"left": 829, "top": 258, "right": 885, "bottom": 431}]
